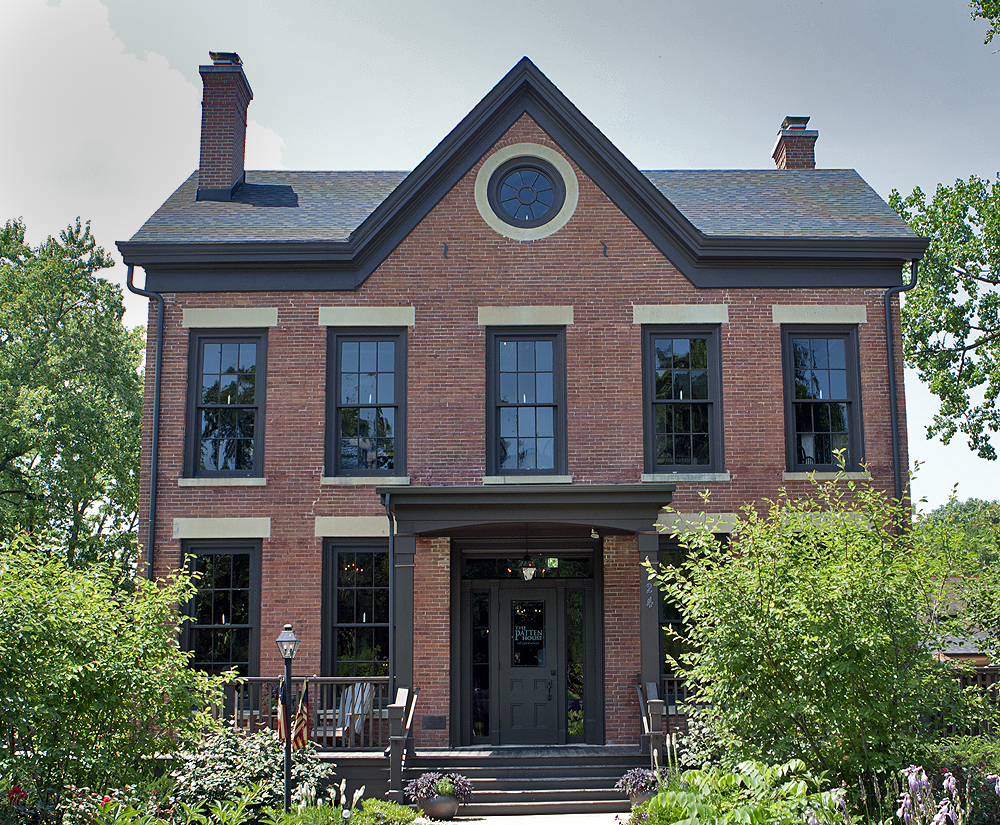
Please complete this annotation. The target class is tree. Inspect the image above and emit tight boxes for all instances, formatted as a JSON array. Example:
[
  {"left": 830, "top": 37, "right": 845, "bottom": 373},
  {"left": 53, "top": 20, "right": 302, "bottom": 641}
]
[
  {"left": 648, "top": 478, "right": 997, "bottom": 782},
  {"left": 0, "top": 218, "right": 143, "bottom": 570},
  {"left": 890, "top": 176, "right": 1000, "bottom": 459},
  {"left": 0, "top": 534, "right": 223, "bottom": 808},
  {"left": 914, "top": 497, "right": 1000, "bottom": 663},
  {"left": 971, "top": 1, "right": 1000, "bottom": 44}
]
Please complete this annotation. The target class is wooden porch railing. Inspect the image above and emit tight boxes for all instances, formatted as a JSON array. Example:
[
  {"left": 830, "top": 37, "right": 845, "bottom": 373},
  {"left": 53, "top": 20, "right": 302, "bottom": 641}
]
[{"left": 220, "top": 676, "right": 392, "bottom": 750}]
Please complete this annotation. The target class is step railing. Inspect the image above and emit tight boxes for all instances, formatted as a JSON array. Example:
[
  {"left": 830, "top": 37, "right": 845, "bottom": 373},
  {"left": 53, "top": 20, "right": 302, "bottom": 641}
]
[
  {"left": 387, "top": 686, "right": 418, "bottom": 799},
  {"left": 221, "top": 676, "right": 392, "bottom": 750}
]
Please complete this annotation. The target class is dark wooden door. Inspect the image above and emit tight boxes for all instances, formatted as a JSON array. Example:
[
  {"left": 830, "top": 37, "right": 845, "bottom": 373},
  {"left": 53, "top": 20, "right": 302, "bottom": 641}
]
[{"left": 498, "top": 588, "right": 560, "bottom": 744}]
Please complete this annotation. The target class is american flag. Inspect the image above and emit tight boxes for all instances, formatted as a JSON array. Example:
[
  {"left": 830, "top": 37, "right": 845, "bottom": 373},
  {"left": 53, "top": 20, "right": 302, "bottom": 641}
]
[{"left": 291, "top": 679, "right": 310, "bottom": 751}]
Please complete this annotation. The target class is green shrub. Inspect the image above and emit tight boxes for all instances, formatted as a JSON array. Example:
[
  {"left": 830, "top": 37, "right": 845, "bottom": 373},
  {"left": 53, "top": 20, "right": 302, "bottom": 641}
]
[
  {"left": 168, "top": 727, "right": 337, "bottom": 811},
  {"left": 914, "top": 735, "right": 1000, "bottom": 825},
  {"left": 627, "top": 759, "right": 844, "bottom": 825},
  {"left": 353, "top": 798, "right": 417, "bottom": 825},
  {"left": 649, "top": 475, "right": 998, "bottom": 784}
]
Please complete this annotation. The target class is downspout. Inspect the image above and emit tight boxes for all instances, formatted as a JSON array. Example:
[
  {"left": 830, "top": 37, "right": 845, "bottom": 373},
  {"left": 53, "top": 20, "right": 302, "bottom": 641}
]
[
  {"left": 125, "top": 265, "right": 164, "bottom": 580},
  {"left": 884, "top": 259, "right": 919, "bottom": 505},
  {"left": 384, "top": 490, "right": 395, "bottom": 695}
]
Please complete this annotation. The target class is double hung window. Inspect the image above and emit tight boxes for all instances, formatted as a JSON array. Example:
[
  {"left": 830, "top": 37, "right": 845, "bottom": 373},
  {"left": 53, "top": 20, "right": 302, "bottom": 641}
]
[
  {"left": 782, "top": 327, "right": 863, "bottom": 471},
  {"left": 187, "top": 330, "right": 267, "bottom": 477},
  {"left": 642, "top": 327, "right": 723, "bottom": 473},
  {"left": 486, "top": 328, "right": 567, "bottom": 475},
  {"left": 184, "top": 543, "right": 261, "bottom": 677},
  {"left": 327, "top": 330, "right": 406, "bottom": 476},
  {"left": 323, "top": 544, "right": 390, "bottom": 677}
]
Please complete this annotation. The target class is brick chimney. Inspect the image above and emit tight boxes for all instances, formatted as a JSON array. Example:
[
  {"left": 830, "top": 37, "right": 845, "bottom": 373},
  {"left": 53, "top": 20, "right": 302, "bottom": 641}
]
[
  {"left": 772, "top": 116, "right": 818, "bottom": 170},
  {"left": 197, "top": 52, "right": 253, "bottom": 201}
]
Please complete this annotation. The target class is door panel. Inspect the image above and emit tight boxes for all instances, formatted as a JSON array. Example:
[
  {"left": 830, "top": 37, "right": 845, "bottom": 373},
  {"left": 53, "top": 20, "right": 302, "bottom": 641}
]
[{"left": 499, "top": 589, "right": 559, "bottom": 744}]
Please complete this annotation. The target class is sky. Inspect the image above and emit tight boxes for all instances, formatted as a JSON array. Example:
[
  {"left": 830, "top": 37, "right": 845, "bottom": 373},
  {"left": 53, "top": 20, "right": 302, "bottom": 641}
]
[{"left": 1, "top": 0, "right": 997, "bottom": 510}]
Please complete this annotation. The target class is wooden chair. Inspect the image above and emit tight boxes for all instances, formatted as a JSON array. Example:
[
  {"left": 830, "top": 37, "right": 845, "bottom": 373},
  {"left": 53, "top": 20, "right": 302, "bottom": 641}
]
[{"left": 336, "top": 682, "right": 375, "bottom": 746}]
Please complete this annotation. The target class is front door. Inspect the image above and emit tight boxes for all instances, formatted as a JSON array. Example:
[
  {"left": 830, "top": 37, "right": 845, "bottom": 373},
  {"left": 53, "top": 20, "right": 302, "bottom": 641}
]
[{"left": 498, "top": 588, "right": 559, "bottom": 744}]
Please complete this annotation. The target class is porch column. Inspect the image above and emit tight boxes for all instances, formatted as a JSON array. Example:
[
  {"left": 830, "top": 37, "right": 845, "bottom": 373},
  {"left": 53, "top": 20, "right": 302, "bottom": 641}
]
[
  {"left": 394, "top": 533, "right": 416, "bottom": 690},
  {"left": 638, "top": 530, "right": 661, "bottom": 690}
]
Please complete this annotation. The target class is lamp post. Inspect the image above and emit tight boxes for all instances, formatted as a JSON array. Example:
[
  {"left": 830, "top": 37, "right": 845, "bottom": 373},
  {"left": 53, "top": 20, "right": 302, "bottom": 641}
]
[{"left": 276, "top": 623, "right": 300, "bottom": 812}]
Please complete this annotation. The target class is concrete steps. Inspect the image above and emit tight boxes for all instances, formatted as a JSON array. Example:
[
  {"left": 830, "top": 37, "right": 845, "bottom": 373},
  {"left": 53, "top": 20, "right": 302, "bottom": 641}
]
[{"left": 404, "top": 746, "right": 644, "bottom": 816}]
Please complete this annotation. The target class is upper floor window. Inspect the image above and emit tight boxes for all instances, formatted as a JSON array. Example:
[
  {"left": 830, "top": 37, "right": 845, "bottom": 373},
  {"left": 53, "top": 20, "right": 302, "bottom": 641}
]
[
  {"left": 187, "top": 330, "right": 267, "bottom": 477},
  {"left": 642, "top": 327, "right": 723, "bottom": 473},
  {"left": 184, "top": 542, "right": 261, "bottom": 677},
  {"left": 486, "top": 328, "right": 567, "bottom": 475},
  {"left": 327, "top": 330, "right": 406, "bottom": 476},
  {"left": 782, "top": 327, "right": 863, "bottom": 471}
]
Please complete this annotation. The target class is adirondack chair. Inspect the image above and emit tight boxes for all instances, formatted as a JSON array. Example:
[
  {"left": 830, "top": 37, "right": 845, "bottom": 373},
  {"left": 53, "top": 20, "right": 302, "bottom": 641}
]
[{"left": 336, "top": 682, "right": 375, "bottom": 746}]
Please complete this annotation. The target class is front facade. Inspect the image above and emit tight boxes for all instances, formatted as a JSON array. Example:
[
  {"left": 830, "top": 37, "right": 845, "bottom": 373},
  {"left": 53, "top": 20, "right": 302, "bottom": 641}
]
[{"left": 119, "top": 55, "right": 926, "bottom": 748}]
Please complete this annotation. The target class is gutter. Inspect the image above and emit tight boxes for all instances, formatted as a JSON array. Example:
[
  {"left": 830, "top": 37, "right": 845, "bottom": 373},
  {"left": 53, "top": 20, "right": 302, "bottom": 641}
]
[
  {"left": 884, "top": 260, "right": 920, "bottom": 505},
  {"left": 125, "top": 265, "right": 164, "bottom": 580}
]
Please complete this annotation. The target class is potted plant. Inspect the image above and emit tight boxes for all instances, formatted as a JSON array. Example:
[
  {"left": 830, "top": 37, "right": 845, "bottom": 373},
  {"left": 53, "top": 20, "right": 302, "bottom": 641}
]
[
  {"left": 404, "top": 772, "right": 473, "bottom": 820},
  {"left": 614, "top": 767, "right": 667, "bottom": 805}
]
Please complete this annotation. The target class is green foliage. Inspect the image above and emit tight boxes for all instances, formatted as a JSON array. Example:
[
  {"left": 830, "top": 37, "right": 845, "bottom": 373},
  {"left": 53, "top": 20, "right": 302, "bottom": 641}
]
[
  {"left": 168, "top": 727, "right": 337, "bottom": 811},
  {"left": 890, "top": 177, "right": 1000, "bottom": 460},
  {"left": 628, "top": 759, "right": 843, "bottom": 825},
  {"left": 648, "top": 478, "right": 998, "bottom": 783},
  {"left": 352, "top": 798, "right": 417, "bottom": 825},
  {"left": 0, "top": 218, "right": 143, "bottom": 573},
  {"left": 912, "top": 497, "right": 1000, "bottom": 662},
  {"left": 971, "top": 1, "right": 1000, "bottom": 43},
  {"left": 913, "top": 736, "right": 1000, "bottom": 825},
  {"left": 0, "top": 536, "right": 223, "bottom": 811}
]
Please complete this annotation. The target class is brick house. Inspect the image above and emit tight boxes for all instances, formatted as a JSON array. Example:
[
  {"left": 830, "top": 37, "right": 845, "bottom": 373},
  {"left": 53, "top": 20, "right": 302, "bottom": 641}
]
[{"left": 118, "top": 54, "right": 926, "bottom": 751}]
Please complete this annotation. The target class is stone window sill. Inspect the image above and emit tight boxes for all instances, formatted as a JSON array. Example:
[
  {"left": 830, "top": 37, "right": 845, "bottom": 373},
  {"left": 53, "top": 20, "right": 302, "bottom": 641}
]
[
  {"left": 320, "top": 476, "right": 411, "bottom": 486},
  {"left": 482, "top": 475, "right": 573, "bottom": 485},
  {"left": 782, "top": 471, "right": 870, "bottom": 481},
  {"left": 642, "top": 472, "right": 730, "bottom": 483},
  {"left": 178, "top": 477, "right": 267, "bottom": 487}
]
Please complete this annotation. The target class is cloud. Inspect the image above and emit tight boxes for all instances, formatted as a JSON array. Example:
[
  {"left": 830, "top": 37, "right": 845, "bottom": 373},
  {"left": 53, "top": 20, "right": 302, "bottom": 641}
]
[{"left": 0, "top": 0, "right": 283, "bottom": 324}]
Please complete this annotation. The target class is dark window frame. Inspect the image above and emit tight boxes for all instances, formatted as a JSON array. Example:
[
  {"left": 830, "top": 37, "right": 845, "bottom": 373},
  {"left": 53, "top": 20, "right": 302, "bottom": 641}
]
[
  {"left": 321, "top": 540, "right": 391, "bottom": 678},
  {"left": 486, "top": 157, "right": 567, "bottom": 229},
  {"left": 326, "top": 328, "right": 407, "bottom": 477},
  {"left": 182, "top": 541, "right": 262, "bottom": 677},
  {"left": 641, "top": 325, "right": 724, "bottom": 473},
  {"left": 781, "top": 325, "right": 864, "bottom": 472},
  {"left": 485, "top": 327, "right": 568, "bottom": 476},
  {"left": 185, "top": 328, "right": 268, "bottom": 478}
]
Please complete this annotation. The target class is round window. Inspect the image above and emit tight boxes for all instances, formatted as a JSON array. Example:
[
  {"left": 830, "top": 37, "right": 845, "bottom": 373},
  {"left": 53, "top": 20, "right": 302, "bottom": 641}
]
[{"left": 487, "top": 158, "right": 567, "bottom": 228}]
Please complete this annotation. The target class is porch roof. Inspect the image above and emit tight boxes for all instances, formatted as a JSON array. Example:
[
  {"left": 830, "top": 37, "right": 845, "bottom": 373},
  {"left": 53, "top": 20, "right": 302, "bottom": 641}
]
[{"left": 378, "top": 483, "right": 675, "bottom": 536}]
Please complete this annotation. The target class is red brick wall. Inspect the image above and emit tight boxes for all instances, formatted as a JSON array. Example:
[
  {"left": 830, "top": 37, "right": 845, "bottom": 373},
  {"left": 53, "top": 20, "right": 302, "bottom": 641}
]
[
  {"left": 412, "top": 537, "right": 451, "bottom": 746},
  {"left": 135, "top": 113, "right": 909, "bottom": 737},
  {"left": 602, "top": 535, "right": 643, "bottom": 744}
]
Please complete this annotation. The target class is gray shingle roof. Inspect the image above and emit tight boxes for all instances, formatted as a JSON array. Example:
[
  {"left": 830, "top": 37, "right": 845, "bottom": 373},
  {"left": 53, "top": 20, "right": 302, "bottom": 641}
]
[
  {"left": 126, "top": 167, "right": 916, "bottom": 246},
  {"left": 128, "top": 170, "right": 409, "bottom": 244},
  {"left": 643, "top": 169, "right": 916, "bottom": 239}
]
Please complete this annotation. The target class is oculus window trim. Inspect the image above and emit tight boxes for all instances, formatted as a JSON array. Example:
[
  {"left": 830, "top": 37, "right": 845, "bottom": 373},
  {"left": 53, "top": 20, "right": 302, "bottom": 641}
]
[
  {"left": 642, "top": 325, "right": 724, "bottom": 473},
  {"left": 186, "top": 329, "right": 267, "bottom": 477},
  {"left": 326, "top": 328, "right": 407, "bottom": 477},
  {"left": 782, "top": 325, "right": 864, "bottom": 472},
  {"left": 486, "top": 327, "right": 568, "bottom": 476}
]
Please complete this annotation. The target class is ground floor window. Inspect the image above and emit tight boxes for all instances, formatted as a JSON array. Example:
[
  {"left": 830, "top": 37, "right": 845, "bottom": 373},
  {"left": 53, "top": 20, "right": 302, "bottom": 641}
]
[
  {"left": 323, "top": 543, "right": 390, "bottom": 677},
  {"left": 184, "top": 542, "right": 261, "bottom": 676}
]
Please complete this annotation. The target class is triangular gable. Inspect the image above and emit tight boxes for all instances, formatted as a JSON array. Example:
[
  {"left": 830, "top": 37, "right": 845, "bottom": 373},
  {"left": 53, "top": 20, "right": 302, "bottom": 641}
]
[{"left": 120, "top": 57, "right": 925, "bottom": 291}]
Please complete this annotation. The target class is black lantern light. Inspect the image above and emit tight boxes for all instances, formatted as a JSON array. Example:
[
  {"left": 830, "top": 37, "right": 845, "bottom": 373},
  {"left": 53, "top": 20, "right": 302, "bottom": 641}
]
[{"left": 275, "top": 623, "right": 299, "bottom": 812}]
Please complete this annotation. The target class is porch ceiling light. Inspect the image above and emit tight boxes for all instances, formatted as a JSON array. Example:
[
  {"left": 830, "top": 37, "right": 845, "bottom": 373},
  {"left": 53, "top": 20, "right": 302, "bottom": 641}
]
[
  {"left": 276, "top": 623, "right": 300, "bottom": 660},
  {"left": 519, "top": 553, "right": 537, "bottom": 581}
]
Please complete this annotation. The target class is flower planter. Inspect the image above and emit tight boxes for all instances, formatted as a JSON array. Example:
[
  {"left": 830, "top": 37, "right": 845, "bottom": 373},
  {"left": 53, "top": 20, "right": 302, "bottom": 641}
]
[
  {"left": 629, "top": 792, "right": 654, "bottom": 806},
  {"left": 417, "top": 794, "right": 460, "bottom": 820}
]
